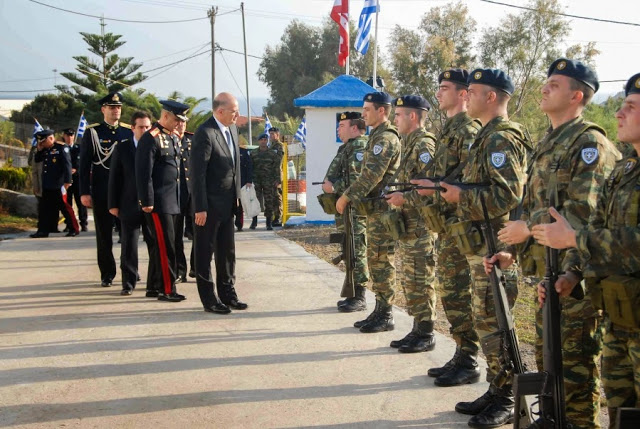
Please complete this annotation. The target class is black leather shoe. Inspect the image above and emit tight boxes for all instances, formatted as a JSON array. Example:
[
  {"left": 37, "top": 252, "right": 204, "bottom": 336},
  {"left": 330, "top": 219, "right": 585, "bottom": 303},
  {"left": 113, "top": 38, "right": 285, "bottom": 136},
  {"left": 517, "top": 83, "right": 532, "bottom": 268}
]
[
  {"left": 145, "top": 290, "right": 159, "bottom": 298},
  {"left": 236, "top": 227, "right": 243, "bottom": 232},
  {"left": 354, "top": 300, "right": 382, "bottom": 328},
  {"left": 188, "top": 269, "right": 195, "bottom": 278},
  {"left": 223, "top": 299, "right": 248, "bottom": 310},
  {"left": 467, "top": 390, "right": 514, "bottom": 429},
  {"left": 65, "top": 231, "right": 77, "bottom": 237},
  {"left": 204, "top": 303, "right": 231, "bottom": 314},
  {"left": 158, "top": 293, "right": 183, "bottom": 302},
  {"left": 81, "top": 225, "right": 88, "bottom": 232},
  {"left": 180, "top": 275, "right": 187, "bottom": 283},
  {"left": 250, "top": 216, "right": 258, "bottom": 229},
  {"left": 455, "top": 387, "right": 496, "bottom": 415},
  {"left": 399, "top": 333, "right": 435, "bottom": 353},
  {"left": 434, "top": 352, "right": 480, "bottom": 387},
  {"left": 120, "top": 289, "right": 133, "bottom": 296},
  {"left": 101, "top": 278, "right": 113, "bottom": 287},
  {"left": 29, "top": 232, "right": 49, "bottom": 238},
  {"left": 428, "top": 348, "right": 461, "bottom": 377},
  {"left": 136, "top": 273, "right": 141, "bottom": 281},
  {"left": 360, "top": 302, "right": 394, "bottom": 333}
]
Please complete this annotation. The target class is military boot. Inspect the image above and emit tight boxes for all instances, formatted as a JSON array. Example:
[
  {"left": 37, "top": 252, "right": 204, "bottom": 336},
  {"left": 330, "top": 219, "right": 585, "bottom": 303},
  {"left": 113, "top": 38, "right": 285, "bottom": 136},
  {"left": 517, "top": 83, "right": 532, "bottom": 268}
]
[
  {"left": 467, "top": 386, "right": 514, "bottom": 428},
  {"left": 354, "top": 300, "right": 381, "bottom": 328},
  {"left": 359, "top": 301, "right": 394, "bottom": 333},
  {"left": 434, "top": 350, "right": 480, "bottom": 386},
  {"left": 266, "top": 217, "right": 273, "bottom": 231},
  {"left": 455, "top": 385, "right": 496, "bottom": 415},
  {"left": 338, "top": 286, "right": 367, "bottom": 312},
  {"left": 398, "top": 320, "right": 435, "bottom": 353},
  {"left": 428, "top": 347, "right": 461, "bottom": 377},
  {"left": 250, "top": 216, "right": 258, "bottom": 229},
  {"left": 390, "top": 318, "right": 418, "bottom": 348},
  {"left": 272, "top": 218, "right": 282, "bottom": 227}
]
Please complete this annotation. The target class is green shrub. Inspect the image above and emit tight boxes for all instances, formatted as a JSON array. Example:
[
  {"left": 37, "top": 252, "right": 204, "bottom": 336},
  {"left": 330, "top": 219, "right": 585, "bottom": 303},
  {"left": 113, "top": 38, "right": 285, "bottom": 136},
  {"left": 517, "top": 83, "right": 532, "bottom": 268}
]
[{"left": 0, "top": 166, "right": 27, "bottom": 191}]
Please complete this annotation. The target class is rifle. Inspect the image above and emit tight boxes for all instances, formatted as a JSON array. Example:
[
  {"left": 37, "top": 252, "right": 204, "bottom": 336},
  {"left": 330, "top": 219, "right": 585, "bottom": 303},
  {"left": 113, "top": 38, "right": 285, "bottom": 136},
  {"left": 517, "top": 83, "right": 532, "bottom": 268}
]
[
  {"left": 513, "top": 193, "right": 568, "bottom": 428},
  {"left": 364, "top": 182, "right": 490, "bottom": 200},
  {"left": 478, "top": 194, "right": 532, "bottom": 427},
  {"left": 311, "top": 181, "right": 325, "bottom": 185}
]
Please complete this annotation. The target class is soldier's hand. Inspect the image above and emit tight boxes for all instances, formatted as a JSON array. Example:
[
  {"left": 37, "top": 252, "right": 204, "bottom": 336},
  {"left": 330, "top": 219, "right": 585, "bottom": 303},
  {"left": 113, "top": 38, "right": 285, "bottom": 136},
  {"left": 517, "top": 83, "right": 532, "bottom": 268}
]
[
  {"left": 71, "top": 168, "right": 77, "bottom": 174},
  {"left": 63, "top": 183, "right": 71, "bottom": 190},
  {"left": 336, "top": 195, "right": 348, "bottom": 214},
  {"left": 498, "top": 220, "right": 530, "bottom": 246},
  {"left": 537, "top": 281, "right": 546, "bottom": 308},
  {"left": 195, "top": 211, "right": 207, "bottom": 226},
  {"left": 531, "top": 207, "right": 577, "bottom": 249},
  {"left": 555, "top": 272, "right": 580, "bottom": 298},
  {"left": 483, "top": 251, "right": 514, "bottom": 274},
  {"left": 246, "top": 182, "right": 253, "bottom": 188},
  {"left": 109, "top": 208, "right": 119, "bottom": 217},
  {"left": 385, "top": 192, "right": 404, "bottom": 207},
  {"left": 142, "top": 206, "right": 153, "bottom": 213},
  {"left": 439, "top": 182, "right": 460, "bottom": 203},
  {"left": 411, "top": 179, "right": 435, "bottom": 196},
  {"left": 322, "top": 180, "right": 334, "bottom": 194},
  {"left": 81, "top": 195, "right": 92, "bottom": 208}
]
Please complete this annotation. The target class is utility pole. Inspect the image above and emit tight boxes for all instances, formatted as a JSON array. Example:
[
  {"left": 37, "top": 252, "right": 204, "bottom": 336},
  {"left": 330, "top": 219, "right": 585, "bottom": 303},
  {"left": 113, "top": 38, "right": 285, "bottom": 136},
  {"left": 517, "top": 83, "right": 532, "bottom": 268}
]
[
  {"left": 208, "top": 6, "right": 218, "bottom": 102},
  {"left": 52, "top": 69, "right": 57, "bottom": 92},
  {"left": 241, "top": 2, "right": 252, "bottom": 145}
]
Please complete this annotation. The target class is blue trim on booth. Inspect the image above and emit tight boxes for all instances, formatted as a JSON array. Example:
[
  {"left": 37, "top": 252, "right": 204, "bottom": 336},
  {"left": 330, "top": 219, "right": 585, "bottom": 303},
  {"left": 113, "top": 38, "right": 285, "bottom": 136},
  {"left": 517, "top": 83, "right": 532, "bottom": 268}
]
[{"left": 294, "top": 75, "right": 375, "bottom": 108}]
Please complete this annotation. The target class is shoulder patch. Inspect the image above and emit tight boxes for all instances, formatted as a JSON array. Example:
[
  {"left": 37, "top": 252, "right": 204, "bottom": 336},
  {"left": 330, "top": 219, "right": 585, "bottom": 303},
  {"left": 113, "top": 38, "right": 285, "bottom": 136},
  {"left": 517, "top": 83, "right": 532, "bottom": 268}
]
[
  {"left": 149, "top": 127, "right": 160, "bottom": 137},
  {"left": 87, "top": 123, "right": 99, "bottom": 129},
  {"left": 355, "top": 152, "right": 364, "bottom": 162},
  {"left": 624, "top": 158, "right": 637, "bottom": 174},
  {"left": 63, "top": 146, "right": 70, "bottom": 153},
  {"left": 419, "top": 152, "right": 431, "bottom": 164},
  {"left": 491, "top": 152, "right": 506, "bottom": 168},
  {"left": 119, "top": 123, "right": 131, "bottom": 129},
  {"left": 581, "top": 147, "right": 599, "bottom": 165},
  {"left": 372, "top": 144, "right": 383, "bottom": 156}
]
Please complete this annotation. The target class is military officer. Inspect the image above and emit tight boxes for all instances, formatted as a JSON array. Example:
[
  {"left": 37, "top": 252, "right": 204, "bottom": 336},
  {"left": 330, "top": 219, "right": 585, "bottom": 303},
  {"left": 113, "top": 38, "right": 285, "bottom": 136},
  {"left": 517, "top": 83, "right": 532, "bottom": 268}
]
[
  {"left": 174, "top": 119, "right": 194, "bottom": 283},
  {"left": 136, "top": 100, "right": 189, "bottom": 302},
  {"left": 251, "top": 133, "right": 280, "bottom": 230},
  {"left": 80, "top": 92, "right": 133, "bottom": 287},
  {"left": 531, "top": 72, "right": 640, "bottom": 429},
  {"left": 384, "top": 95, "right": 438, "bottom": 353},
  {"left": 63, "top": 127, "right": 87, "bottom": 232},
  {"left": 336, "top": 92, "right": 402, "bottom": 334},
  {"left": 267, "top": 126, "right": 284, "bottom": 226},
  {"left": 322, "top": 111, "right": 370, "bottom": 312}
]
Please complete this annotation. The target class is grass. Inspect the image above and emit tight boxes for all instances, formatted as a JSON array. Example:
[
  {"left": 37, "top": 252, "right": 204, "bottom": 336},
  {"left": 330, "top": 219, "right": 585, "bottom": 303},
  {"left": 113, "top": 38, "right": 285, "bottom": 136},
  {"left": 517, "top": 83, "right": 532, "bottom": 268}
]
[{"left": 0, "top": 207, "right": 37, "bottom": 235}]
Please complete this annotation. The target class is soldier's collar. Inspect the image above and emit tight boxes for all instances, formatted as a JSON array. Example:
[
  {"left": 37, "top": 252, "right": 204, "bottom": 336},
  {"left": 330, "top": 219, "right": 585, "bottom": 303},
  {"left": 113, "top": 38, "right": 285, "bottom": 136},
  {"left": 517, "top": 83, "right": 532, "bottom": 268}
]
[{"left": 104, "top": 120, "right": 119, "bottom": 130}]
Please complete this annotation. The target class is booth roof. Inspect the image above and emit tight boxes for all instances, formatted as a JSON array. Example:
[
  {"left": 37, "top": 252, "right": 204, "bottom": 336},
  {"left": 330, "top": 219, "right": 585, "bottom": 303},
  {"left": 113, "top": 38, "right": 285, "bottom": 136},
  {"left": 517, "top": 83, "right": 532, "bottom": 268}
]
[{"left": 293, "top": 75, "right": 376, "bottom": 108}]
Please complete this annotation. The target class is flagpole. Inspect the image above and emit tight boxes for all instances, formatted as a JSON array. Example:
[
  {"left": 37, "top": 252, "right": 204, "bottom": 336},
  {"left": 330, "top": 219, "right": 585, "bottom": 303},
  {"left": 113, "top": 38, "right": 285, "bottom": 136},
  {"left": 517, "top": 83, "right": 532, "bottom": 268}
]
[
  {"left": 241, "top": 2, "right": 252, "bottom": 146},
  {"left": 345, "top": 1, "right": 350, "bottom": 76},
  {"left": 372, "top": 0, "right": 379, "bottom": 89},
  {"left": 76, "top": 111, "right": 84, "bottom": 136}
]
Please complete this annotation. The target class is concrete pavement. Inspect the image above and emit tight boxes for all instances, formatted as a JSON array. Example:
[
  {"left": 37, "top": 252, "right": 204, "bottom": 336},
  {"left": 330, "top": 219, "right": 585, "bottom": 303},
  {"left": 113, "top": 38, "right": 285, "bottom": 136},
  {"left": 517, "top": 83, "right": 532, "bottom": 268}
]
[{"left": 0, "top": 219, "right": 488, "bottom": 428}]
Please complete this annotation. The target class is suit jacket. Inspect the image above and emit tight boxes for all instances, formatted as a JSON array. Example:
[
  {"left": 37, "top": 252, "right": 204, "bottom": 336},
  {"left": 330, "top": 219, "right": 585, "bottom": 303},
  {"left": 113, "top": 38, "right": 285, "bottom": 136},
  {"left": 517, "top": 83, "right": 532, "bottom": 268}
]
[
  {"left": 190, "top": 115, "right": 241, "bottom": 221},
  {"left": 239, "top": 147, "right": 254, "bottom": 187},
  {"left": 108, "top": 139, "right": 143, "bottom": 223}
]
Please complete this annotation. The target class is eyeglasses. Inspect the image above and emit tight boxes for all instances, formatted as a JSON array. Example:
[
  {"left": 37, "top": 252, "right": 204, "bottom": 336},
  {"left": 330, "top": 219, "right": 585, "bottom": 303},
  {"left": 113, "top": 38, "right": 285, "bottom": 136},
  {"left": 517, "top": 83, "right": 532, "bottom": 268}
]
[{"left": 224, "top": 108, "right": 240, "bottom": 115}]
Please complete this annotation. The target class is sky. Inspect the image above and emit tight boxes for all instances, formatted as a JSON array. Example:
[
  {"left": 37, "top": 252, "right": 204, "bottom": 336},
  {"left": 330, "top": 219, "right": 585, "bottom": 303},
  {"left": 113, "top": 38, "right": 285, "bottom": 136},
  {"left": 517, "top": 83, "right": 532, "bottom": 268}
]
[{"left": 0, "top": 0, "right": 639, "bottom": 115}]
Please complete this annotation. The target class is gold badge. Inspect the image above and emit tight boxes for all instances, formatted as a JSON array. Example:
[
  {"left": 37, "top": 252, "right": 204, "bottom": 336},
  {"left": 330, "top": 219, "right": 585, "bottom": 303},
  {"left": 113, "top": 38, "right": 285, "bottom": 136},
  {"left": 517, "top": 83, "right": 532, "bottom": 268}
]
[
  {"left": 474, "top": 71, "right": 482, "bottom": 80},
  {"left": 444, "top": 71, "right": 451, "bottom": 79},
  {"left": 53, "top": 158, "right": 57, "bottom": 163},
  {"left": 635, "top": 78, "right": 640, "bottom": 89},
  {"left": 113, "top": 94, "right": 120, "bottom": 102},
  {"left": 624, "top": 158, "right": 637, "bottom": 174},
  {"left": 396, "top": 98, "right": 404, "bottom": 106},
  {"left": 340, "top": 113, "right": 346, "bottom": 120},
  {"left": 557, "top": 61, "right": 566, "bottom": 70},
  {"left": 367, "top": 95, "right": 372, "bottom": 101}
]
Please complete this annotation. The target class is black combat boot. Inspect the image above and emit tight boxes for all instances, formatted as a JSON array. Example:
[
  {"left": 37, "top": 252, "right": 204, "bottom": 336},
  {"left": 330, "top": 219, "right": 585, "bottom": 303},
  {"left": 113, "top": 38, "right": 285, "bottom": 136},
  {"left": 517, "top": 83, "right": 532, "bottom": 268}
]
[
  {"left": 434, "top": 350, "right": 480, "bottom": 386},
  {"left": 354, "top": 300, "right": 381, "bottom": 328},
  {"left": 455, "top": 385, "right": 496, "bottom": 415},
  {"left": 250, "top": 216, "right": 258, "bottom": 229},
  {"left": 398, "top": 320, "right": 435, "bottom": 353},
  {"left": 428, "top": 347, "right": 461, "bottom": 377},
  {"left": 467, "top": 386, "right": 514, "bottom": 428},
  {"left": 338, "top": 286, "right": 367, "bottom": 312},
  {"left": 266, "top": 217, "right": 273, "bottom": 231},
  {"left": 359, "top": 301, "right": 394, "bottom": 333},
  {"left": 390, "top": 318, "right": 418, "bottom": 348},
  {"left": 272, "top": 218, "right": 282, "bottom": 227}
]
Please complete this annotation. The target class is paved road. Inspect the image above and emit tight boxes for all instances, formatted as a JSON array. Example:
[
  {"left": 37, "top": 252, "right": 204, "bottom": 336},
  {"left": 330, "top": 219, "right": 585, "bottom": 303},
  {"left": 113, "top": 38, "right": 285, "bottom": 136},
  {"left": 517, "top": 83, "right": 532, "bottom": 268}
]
[{"left": 0, "top": 219, "right": 488, "bottom": 428}]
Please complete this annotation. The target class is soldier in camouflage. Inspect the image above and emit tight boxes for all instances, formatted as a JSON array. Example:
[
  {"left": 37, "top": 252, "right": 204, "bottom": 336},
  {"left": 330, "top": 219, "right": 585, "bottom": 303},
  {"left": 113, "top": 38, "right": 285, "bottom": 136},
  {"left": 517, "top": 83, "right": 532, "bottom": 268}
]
[
  {"left": 414, "top": 69, "right": 482, "bottom": 386},
  {"left": 532, "top": 72, "right": 640, "bottom": 428},
  {"left": 322, "top": 111, "right": 370, "bottom": 312},
  {"left": 268, "top": 127, "right": 285, "bottom": 227},
  {"left": 492, "top": 58, "right": 621, "bottom": 428},
  {"left": 384, "top": 95, "right": 438, "bottom": 353},
  {"left": 336, "top": 91, "right": 402, "bottom": 333},
  {"left": 251, "top": 133, "right": 280, "bottom": 230}
]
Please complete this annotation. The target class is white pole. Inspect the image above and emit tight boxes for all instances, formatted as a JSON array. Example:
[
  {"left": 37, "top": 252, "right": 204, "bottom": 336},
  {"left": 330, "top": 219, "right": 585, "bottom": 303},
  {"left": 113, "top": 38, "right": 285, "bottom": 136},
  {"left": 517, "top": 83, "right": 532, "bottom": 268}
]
[
  {"left": 345, "top": 2, "right": 350, "bottom": 75},
  {"left": 241, "top": 3, "right": 252, "bottom": 145},
  {"left": 372, "top": 0, "right": 379, "bottom": 88}
]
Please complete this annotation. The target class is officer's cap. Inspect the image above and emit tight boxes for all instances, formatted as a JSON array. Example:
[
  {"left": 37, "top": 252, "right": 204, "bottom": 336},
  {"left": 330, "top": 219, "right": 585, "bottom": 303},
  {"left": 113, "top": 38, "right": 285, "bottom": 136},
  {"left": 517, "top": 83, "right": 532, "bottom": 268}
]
[
  {"left": 624, "top": 73, "right": 640, "bottom": 97},
  {"left": 268, "top": 127, "right": 280, "bottom": 133},
  {"left": 258, "top": 133, "right": 268, "bottom": 140},
  {"left": 62, "top": 128, "right": 75, "bottom": 136},
  {"left": 160, "top": 99, "right": 189, "bottom": 121},
  {"left": 468, "top": 68, "right": 515, "bottom": 95},
  {"left": 393, "top": 95, "right": 431, "bottom": 111},
  {"left": 337, "top": 111, "right": 362, "bottom": 121},
  {"left": 98, "top": 92, "right": 123, "bottom": 106},
  {"left": 35, "top": 129, "right": 54, "bottom": 141},
  {"left": 438, "top": 68, "right": 469, "bottom": 87},
  {"left": 548, "top": 58, "right": 599, "bottom": 93},
  {"left": 363, "top": 91, "right": 392, "bottom": 105}
]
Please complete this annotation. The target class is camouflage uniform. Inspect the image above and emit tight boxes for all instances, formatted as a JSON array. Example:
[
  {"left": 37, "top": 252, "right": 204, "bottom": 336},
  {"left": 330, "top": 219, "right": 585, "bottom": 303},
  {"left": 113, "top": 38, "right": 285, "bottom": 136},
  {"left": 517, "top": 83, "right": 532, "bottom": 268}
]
[
  {"left": 325, "top": 135, "right": 370, "bottom": 290},
  {"left": 517, "top": 117, "right": 621, "bottom": 428},
  {"left": 269, "top": 139, "right": 285, "bottom": 221},
  {"left": 569, "top": 151, "right": 640, "bottom": 426},
  {"left": 343, "top": 121, "right": 401, "bottom": 307},
  {"left": 251, "top": 147, "right": 280, "bottom": 221}
]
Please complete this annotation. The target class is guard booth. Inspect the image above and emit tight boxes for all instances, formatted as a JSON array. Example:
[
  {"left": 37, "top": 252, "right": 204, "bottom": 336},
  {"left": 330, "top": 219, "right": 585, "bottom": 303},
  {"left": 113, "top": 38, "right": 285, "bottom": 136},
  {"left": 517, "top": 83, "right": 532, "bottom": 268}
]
[{"left": 292, "top": 75, "right": 375, "bottom": 223}]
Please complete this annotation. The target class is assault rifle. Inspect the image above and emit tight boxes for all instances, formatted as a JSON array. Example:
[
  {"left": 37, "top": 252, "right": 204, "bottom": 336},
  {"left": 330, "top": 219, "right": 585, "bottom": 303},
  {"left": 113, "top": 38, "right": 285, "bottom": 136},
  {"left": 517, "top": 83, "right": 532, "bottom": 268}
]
[
  {"left": 327, "top": 172, "right": 356, "bottom": 298},
  {"left": 479, "top": 194, "right": 532, "bottom": 427},
  {"left": 513, "top": 193, "right": 568, "bottom": 428},
  {"left": 363, "top": 181, "right": 490, "bottom": 200}
]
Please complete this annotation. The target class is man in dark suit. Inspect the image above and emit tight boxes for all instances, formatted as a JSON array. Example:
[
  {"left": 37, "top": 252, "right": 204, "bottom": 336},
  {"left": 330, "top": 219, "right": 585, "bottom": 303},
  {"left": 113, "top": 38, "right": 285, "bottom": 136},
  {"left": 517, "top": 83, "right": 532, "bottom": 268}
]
[
  {"left": 64, "top": 128, "right": 87, "bottom": 232},
  {"left": 235, "top": 144, "right": 254, "bottom": 231},
  {"left": 109, "top": 111, "right": 153, "bottom": 296},
  {"left": 191, "top": 92, "right": 247, "bottom": 314},
  {"left": 174, "top": 120, "right": 194, "bottom": 283}
]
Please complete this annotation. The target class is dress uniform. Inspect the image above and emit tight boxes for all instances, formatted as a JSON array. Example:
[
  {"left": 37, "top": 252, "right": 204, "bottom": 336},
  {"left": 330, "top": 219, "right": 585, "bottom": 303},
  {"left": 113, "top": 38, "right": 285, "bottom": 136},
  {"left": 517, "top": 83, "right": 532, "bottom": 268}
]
[
  {"left": 175, "top": 130, "right": 193, "bottom": 282},
  {"left": 79, "top": 92, "right": 133, "bottom": 286},
  {"left": 65, "top": 128, "right": 88, "bottom": 232}
]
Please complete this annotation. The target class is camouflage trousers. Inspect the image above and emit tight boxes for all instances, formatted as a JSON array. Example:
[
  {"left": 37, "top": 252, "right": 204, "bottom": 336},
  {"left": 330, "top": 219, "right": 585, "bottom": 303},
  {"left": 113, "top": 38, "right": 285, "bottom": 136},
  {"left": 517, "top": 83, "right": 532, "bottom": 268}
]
[
  {"left": 254, "top": 181, "right": 277, "bottom": 220},
  {"left": 436, "top": 233, "right": 480, "bottom": 356},
  {"left": 274, "top": 186, "right": 283, "bottom": 220},
  {"left": 366, "top": 212, "right": 397, "bottom": 305},
  {"left": 397, "top": 215, "right": 437, "bottom": 322},
  {"left": 335, "top": 214, "right": 370, "bottom": 290},
  {"left": 466, "top": 253, "right": 518, "bottom": 383},
  {"left": 602, "top": 319, "right": 640, "bottom": 428},
  {"left": 532, "top": 277, "right": 603, "bottom": 429}
]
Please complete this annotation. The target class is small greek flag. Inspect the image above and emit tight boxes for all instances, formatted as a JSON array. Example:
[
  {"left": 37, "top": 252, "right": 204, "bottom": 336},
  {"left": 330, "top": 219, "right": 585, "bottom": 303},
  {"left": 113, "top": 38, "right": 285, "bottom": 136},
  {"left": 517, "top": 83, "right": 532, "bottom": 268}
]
[
  {"left": 294, "top": 117, "right": 307, "bottom": 149},
  {"left": 264, "top": 113, "right": 273, "bottom": 141},
  {"left": 31, "top": 118, "right": 44, "bottom": 147},
  {"left": 355, "top": 0, "right": 379, "bottom": 55},
  {"left": 76, "top": 112, "right": 88, "bottom": 139}
]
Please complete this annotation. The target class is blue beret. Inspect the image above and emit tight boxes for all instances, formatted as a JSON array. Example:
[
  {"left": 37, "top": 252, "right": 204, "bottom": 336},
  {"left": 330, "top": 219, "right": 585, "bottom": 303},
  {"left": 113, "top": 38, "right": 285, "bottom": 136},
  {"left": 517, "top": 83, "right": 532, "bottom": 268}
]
[
  {"left": 98, "top": 92, "right": 123, "bottom": 106},
  {"left": 363, "top": 91, "right": 392, "bottom": 105},
  {"left": 35, "top": 129, "right": 54, "bottom": 140},
  {"left": 438, "top": 68, "right": 469, "bottom": 87},
  {"left": 337, "top": 111, "right": 362, "bottom": 121},
  {"left": 624, "top": 73, "right": 640, "bottom": 97},
  {"left": 468, "top": 68, "right": 515, "bottom": 95},
  {"left": 268, "top": 127, "right": 280, "bottom": 133},
  {"left": 548, "top": 58, "right": 599, "bottom": 93},
  {"left": 160, "top": 99, "right": 189, "bottom": 121},
  {"left": 258, "top": 133, "right": 268, "bottom": 140},
  {"left": 393, "top": 95, "right": 431, "bottom": 111}
]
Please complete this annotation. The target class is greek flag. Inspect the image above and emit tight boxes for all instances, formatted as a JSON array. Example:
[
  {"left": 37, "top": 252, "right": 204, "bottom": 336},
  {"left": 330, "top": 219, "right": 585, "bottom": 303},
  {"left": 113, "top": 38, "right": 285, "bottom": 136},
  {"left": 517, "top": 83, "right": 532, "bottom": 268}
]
[
  {"left": 264, "top": 113, "right": 273, "bottom": 141},
  {"left": 355, "top": 0, "right": 379, "bottom": 55},
  {"left": 76, "top": 112, "right": 88, "bottom": 139},
  {"left": 31, "top": 119, "right": 44, "bottom": 147},
  {"left": 294, "top": 117, "right": 307, "bottom": 149}
]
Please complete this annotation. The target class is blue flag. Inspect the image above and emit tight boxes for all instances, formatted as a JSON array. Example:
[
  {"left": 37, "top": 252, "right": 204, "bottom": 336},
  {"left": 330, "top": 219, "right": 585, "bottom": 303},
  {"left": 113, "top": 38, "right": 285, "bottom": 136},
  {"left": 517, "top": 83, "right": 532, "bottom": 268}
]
[
  {"left": 294, "top": 117, "right": 307, "bottom": 149},
  {"left": 355, "top": 0, "right": 379, "bottom": 55},
  {"left": 31, "top": 119, "right": 44, "bottom": 147},
  {"left": 76, "top": 112, "right": 88, "bottom": 139}
]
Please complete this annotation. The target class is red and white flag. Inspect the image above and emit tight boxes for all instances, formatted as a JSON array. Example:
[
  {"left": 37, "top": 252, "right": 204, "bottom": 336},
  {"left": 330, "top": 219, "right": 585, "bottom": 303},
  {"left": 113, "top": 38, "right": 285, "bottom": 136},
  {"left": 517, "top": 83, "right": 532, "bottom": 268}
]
[{"left": 330, "top": 0, "right": 349, "bottom": 67}]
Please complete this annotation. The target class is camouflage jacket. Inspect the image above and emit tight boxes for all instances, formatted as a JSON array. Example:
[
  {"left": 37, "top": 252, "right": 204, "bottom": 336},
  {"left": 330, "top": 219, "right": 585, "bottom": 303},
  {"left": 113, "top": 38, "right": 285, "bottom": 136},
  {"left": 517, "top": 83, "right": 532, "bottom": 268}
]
[
  {"left": 457, "top": 116, "right": 531, "bottom": 222},
  {"left": 519, "top": 116, "right": 621, "bottom": 275},
  {"left": 269, "top": 139, "right": 285, "bottom": 164},
  {"left": 343, "top": 120, "right": 401, "bottom": 203},
  {"left": 324, "top": 135, "right": 368, "bottom": 195},
  {"left": 251, "top": 147, "right": 280, "bottom": 185}
]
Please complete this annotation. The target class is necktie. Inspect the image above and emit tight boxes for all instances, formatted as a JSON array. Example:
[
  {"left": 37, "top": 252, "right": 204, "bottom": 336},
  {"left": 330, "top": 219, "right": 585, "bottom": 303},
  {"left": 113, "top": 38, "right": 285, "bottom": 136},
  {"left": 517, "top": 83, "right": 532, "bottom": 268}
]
[{"left": 225, "top": 129, "right": 235, "bottom": 163}]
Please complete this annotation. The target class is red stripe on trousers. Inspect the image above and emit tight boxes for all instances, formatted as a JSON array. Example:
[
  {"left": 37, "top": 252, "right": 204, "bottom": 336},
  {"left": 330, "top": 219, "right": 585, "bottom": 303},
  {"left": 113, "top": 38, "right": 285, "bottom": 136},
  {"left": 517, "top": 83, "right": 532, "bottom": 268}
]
[
  {"left": 63, "top": 198, "right": 79, "bottom": 232},
  {"left": 151, "top": 213, "right": 172, "bottom": 295}
]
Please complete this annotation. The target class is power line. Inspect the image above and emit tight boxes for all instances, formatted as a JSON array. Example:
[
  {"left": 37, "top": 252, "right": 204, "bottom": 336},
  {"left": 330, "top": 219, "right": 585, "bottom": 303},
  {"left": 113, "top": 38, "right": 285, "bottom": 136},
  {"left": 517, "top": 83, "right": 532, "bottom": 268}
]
[
  {"left": 218, "top": 51, "right": 259, "bottom": 117},
  {"left": 0, "top": 89, "right": 56, "bottom": 93},
  {"left": 0, "top": 76, "right": 55, "bottom": 83}
]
